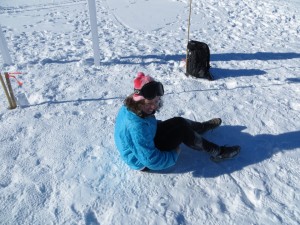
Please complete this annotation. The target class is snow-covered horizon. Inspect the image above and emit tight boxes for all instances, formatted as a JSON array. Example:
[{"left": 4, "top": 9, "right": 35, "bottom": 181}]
[{"left": 0, "top": 0, "right": 299, "bottom": 224}]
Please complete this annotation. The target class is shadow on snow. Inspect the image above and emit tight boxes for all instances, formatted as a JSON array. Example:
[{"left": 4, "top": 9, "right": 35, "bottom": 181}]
[
  {"left": 31, "top": 96, "right": 123, "bottom": 107},
  {"left": 107, "top": 51, "right": 300, "bottom": 79},
  {"left": 211, "top": 52, "right": 300, "bottom": 61},
  {"left": 156, "top": 126, "right": 300, "bottom": 177},
  {"left": 286, "top": 77, "right": 300, "bottom": 83}
]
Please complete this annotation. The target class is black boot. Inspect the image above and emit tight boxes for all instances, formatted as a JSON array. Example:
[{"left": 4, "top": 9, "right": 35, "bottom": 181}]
[
  {"left": 201, "top": 138, "right": 221, "bottom": 157},
  {"left": 188, "top": 133, "right": 221, "bottom": 157},
  {"left": 186, "top": 118, "right": 222, "bottom": 134},
  {"left": 210, "top": 146, "right": 241, "bottom": 162},
  {"left": 189, "top": 133, "right": 240, "bottom": 162}
]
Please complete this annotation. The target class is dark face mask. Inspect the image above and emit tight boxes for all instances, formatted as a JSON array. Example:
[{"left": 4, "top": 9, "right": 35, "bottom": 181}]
[{"left": 134, "top": 81, "right": 164, "bottom": 100}]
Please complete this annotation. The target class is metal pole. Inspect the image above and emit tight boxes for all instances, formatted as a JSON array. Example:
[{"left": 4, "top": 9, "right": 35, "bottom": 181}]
[
  {"left": 187, "top": 0, "right": 193, "bottom": 45},
  {"left": 87, "top": 0, "right": 101, "bottom": 67},
  {"left": 186, "top": 0, "right": 192, "bottom": 72}
]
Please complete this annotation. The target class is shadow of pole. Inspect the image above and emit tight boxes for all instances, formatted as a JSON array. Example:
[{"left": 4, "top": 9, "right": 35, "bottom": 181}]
[
  {"left": 211, "top": 52, "right": 300, "bottom": 61},
  {"left": 105, "top": 51, "right": 300, "bottom": 79},
  {"left": 110, "top": 52, "right": 300, "bottom": 65},
  {"left": 29, "top": 96, "right": 123, "bottom": 107}
]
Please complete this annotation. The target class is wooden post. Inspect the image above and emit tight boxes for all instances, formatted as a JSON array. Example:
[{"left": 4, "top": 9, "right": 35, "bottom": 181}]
[
  {"left": 0, "top": 73, "right": 14, "bottom": 109},
  {"left": 4, "top": 72, "right": 17, "bottom": 109}
]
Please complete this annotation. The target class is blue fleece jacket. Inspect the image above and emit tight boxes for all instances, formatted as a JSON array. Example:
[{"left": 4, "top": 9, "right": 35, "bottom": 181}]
[{"left": 114, "top": 106, "right": 179, "bottom": 170}]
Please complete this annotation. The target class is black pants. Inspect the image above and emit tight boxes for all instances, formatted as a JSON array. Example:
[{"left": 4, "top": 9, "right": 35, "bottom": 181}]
[{"left": 154, "top": 117, "right": 195, "bottom": 151}]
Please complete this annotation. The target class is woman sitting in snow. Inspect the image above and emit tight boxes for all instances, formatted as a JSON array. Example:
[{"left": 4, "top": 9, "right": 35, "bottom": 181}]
[{"left": 114, "top": 72, "right": 240, "bottom": 171}]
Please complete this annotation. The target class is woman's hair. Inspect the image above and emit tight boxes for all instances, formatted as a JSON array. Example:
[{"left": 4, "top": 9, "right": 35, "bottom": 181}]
[{"left": 124, "top": 94, "right": 163, "bottom": 118}]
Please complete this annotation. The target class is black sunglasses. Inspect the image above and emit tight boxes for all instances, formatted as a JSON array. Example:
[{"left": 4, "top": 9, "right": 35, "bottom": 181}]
[{"left": 134, "top": 81, "right": 164, "bottom": 100}]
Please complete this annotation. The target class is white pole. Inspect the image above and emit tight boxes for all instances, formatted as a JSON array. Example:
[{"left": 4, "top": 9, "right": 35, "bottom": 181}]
[
  {"left": 87, "top": 0, "right": 101, "bottom": 67},
  {"left": 0, "top": 25, "right": 13, "bottom": 65}
]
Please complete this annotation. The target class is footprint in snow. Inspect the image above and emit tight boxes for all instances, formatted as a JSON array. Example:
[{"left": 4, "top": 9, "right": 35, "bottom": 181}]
[{"left": 34, "top": 112, "right": 42, "bottom": 119}]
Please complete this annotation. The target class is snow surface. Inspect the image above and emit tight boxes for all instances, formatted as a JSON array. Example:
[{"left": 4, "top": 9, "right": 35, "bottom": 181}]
[{"left": 0, "top": 0, "right": 299, "bottom": 224}]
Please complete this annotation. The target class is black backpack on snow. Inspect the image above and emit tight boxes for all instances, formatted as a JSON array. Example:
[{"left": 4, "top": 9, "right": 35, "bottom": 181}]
[{"left": 186, "top": 40, "right": 213, "bottom": 80}]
